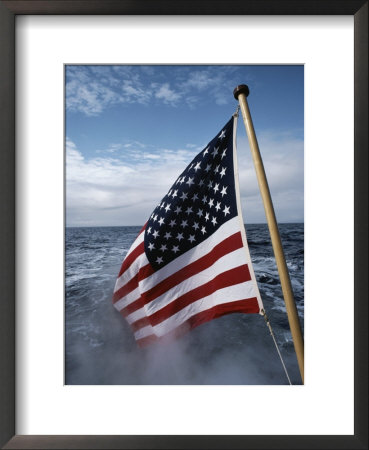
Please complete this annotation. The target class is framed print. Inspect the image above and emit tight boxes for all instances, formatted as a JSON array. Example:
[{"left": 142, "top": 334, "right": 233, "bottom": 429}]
[{"left": 0, "top": 1, "right": 367, "bottom": 449}]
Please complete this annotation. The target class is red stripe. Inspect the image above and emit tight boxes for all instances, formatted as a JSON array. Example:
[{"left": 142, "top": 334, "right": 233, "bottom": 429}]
[
  {"left": 136, "top": 298, "right": 260, "bottom": 348},
  {"left": 121, "top": 232, "right": 243, "bottom": 316},
  {"left": 113, "top": 261, "right": 153, "bottom": 305},
  {"left": 117, "top": 241, "right": 145, "bottom": 278},
  {"left": 130, "top": 264, "right": 251, "bottom": 332}
]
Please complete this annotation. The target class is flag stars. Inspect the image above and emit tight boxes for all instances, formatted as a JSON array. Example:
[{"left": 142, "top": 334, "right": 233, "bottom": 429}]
[
  {"left": 208, "top": 198, "right": 214, "bottom": 208},
  {"left": 211, "top": 216, "right": 218, "bottom": 226},
  {"left": 213, "top": 183, "right": 220, "bottom": 193},
  {"left": 194, "top": 162, "right": 201, "bottom": 171},
  {"left": 147, "top": 227, "right": 152, "bottom": 234},
  {"left": 164, "top": 204, "right": 171, "bottom": 212},
  {"left": 220, "top": 186, "right": 228, "bottom": 197},
  {"left": 192, "top": 193, "right": 199, "bottom": 202},
  {"left": 214, "top": 165, "right": 220, "bottom": 174},
  {"left": 153, "top": 215, "right": 158, "bottom": 222},
  {"left": 205, "top": 212, "right": 210, "bottom": 221},
  {"left": 156, "top": 256, "right": 163, "bottom": 264},
  {"left": 160, "top": 244, "right": 167, "bottom": 252},
  {"left": 203, "top": 147, "right": 209, "bottom": 157},
  {"left": 172, "top": 245, "right": 180, "bottom": 254},
  {"left": 185, "top": 206, "right": 193, "bottom": 215},
  {"left": 180, "top": 192, "right": 188, "bottom": 201},
  {"left": 152, "top": 230, "right": 159, "bottom": 239},
  {"left": 197, "top": 209, "right": 204, "bottom": 218},
  {"left": 192, "top": 222, "right": 199, "bottom": 230},
  {"left": 220, "top": 167, "right": 227, "bottom": 178},
  {"left": 215, "top": 201, "right": 221, "bottom": 211},
  {"left": 207, "top": 180, "right": 213, "bottom": 189},
  {"left": 158, "top": 217, "right": 165, "bottom": 226},
  {"left": 219, "top": 130, "right": 226, "bottom": 139},
  {"left": 188, "top": 234, "right": 196, "bottom": 243},
  {"left": 211, "top": 146, "right": 219, "bottom": 158},
  {"left": 186, "top": 177, "right": 195, "bottom": 187},
  {"left": 181, "top": 219, "right": 188, "bottom": 228},
  {"left": 202, "top": 195, "right": 208, "bottom": 204},
  {"left": 221, "top": 148, "right": 227, "bottom": 159},
  {"left": 172, "top": 190, "right": 178, "bottom": 198},
  {"left": 164, "top": 231, "right": 172, "bottom": 240},
  {"left": 148, "top": 243, "right": 155, "bottom": 251},
  {"left": 198, "top": 179, "right": 205, "bottom": 187},
  {"left": 169, "top": 219, "right": 177, "bottom": 227},
  {"left": 176, "top": 232, "right": 184, "bottom": 241},
  {"left": 205, "top": 164, "right": 211, "bottom": 172},
  {"left": 174, "top": 206, "right": 182, "bottom": 214},
  {"left": 201, "top": 226, "right": 207, "bottom": 235},
  {"left": 223, "top": 205, "right": 231, "bottom": 216}
]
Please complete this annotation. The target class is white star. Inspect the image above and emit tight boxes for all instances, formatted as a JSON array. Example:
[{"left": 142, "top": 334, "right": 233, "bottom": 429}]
[
  {"left": 215, "top": 201, "right": 221, "bottom": 211},
  {"left": 211, "top": 146, "right": 219, "bottom": 158},
  {"left": 180, "top": 192, "right": 188, "bottom": 201},
  {"left": 172, "top": 190, "right": 178, "bottom": 198},
  {"left": 192, "top": 221, "right": 199, "bottom": 230},
  {"left": 221, "top": 148, "right": 227, "bottom": 159},
  {"left": 156, "top": 256, "right": 163, "bottom": 264},
  {"left": 207, "top": 180, "right": 213, "bottom": 189},
  {"left": 169, "top": 219, "right": 177, "bottom": 227},
  {"left": 164, "top": 231, "right": 172, "bottom": 240},
  {"left": 205, "top": 212, "right": 210, "bottom": 221},
  {"left": 147, "top": 227, "right": 152, "bottom": 234},
  {"left": 176, "top": 232, "right": 184, "bottom": 241},
  {"left": 220, "top": 186, "right": 228, "bottom": 197},
  {"left": 211, "top": 216, "right": 218, "bottom": 226},
  {"left": 160, "top": 244, "right": 167, "bottom": 252},
  {"left": 158, "top": 217, "right": 165, "bottom": 226},
  {"left": 172, "top": 245, "right": 180, "bottom": 254},
  {"left": 194, "top": 162, "right": 201, "bottom": 171},
  {"left": 189, "top": 163, "right": 194, "bottom": 170},
  {"left": 152, "top": 230, "right": 159, "bottom": 239},
  {"left": 202, "top": 195, "right": 207, "bottom": 204},
  {"left": 208, "top": 198, "right": 214, "bottom": 208},
  {"left": 175, "top": 206, "right": 182, "bottom": 214},
  {"left": 178, "top": 176, "right": 185, "bottom": 184},
  {"left": 192, "top": 193, "right": 199, "bottom": 202},
  {"left": 148, "top": 242, "right": 155, "bottom": 250},
  {"left": 223, "top": 205, "right": 230, "bottom": 216},
  {"left": 168, "top": 190, "right": 172, "bottom": 197},
  {"left": 188, "top": 234, "right": 195, "bottom": 243},
  {"left": 186, "top": 177, "right": 194, "bottom": 187},
  {"left": 203, "top": 147, "right": 209, "bottom": 157},
  {"left": 181, "top": 219, "right": 188, "bottom": 228},
  {"left": 213, "top": 183, "right": 220, "bottom": 193},
  {"left": 160, "top": 202, "right": 165, "bottom": 209},
  {"left": 201, "top": 226, "right": 207, "bottom": 235},
  {"left": 205, "top": 164, "right": 211, "bottom": 172},
  {"left": 219, "top": 130, "right": 226, "bottom": 139},
  {"left": 153, "top": 215, "right": 158, "bottom": 222},
  {"left": 198, "top": 179, "right": 205, "bottom": 187},
  {"left": 164, "top": 204, "right": 171, "bottom": 212},
  {"left": 220, "top": 167, "right": 226, "bottom": 178},
  {"left": 214, "top": 165, "right": 220, "bottom": 173},
  {"left": 186, "top": 206, "right": 193, "bottom": 215},
  {"left": 197, "top": 209, "right": 204, "bottom": 217}
]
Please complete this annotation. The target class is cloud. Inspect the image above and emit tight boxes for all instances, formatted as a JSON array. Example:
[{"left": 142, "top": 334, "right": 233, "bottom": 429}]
[
  {"left": 66, "top": 130, "right": 303, "bottom": 227},
  {"left": 153, "top": 83, "right": 181, "bottom": 105}
]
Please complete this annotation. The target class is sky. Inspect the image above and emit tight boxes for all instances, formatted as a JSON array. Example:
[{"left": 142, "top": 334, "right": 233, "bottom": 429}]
[{"left": 65, "top": 65, "right": 304, "bottom": 226}]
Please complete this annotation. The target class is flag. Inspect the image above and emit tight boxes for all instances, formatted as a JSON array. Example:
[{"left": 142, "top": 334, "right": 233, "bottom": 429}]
[{"left": 113, "top": 115, "right": 264, "bottom": 347}]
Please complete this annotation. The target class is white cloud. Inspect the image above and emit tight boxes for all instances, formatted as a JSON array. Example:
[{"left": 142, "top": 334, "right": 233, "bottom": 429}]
[
  {"left": 66, "top": 130, "right": 303, "bottom": 227},
  {"left": 154, "top": 83, "right": 181, "bottom": 105}
]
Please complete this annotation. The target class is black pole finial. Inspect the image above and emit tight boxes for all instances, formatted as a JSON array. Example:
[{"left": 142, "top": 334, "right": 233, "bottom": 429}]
[{"left": 233, "top": 84, "right": 250, "bottom": 100}]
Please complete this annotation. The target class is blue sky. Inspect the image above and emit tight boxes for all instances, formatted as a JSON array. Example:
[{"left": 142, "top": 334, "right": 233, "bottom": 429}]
[{"left": 66, "top": 65, "right": 303, "bottom": 226}]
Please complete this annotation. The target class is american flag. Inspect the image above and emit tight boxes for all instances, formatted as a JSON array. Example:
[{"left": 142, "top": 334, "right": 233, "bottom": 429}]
[{"left": 113, "top": 115, "right": 264, "bottom": 347}]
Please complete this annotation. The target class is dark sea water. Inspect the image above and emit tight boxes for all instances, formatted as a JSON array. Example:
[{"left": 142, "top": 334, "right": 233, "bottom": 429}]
[{"left": 65, "top": 223, "right": 304, "bottom": 385}]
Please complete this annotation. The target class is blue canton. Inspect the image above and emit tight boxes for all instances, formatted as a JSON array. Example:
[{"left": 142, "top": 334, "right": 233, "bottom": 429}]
[{"left": 144, "top": 117, "right": 237, "bottom": 271}]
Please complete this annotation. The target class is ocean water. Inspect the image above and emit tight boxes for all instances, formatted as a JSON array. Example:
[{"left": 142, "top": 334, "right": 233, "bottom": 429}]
[{"left": 65, "top": 223, "right": 304, "bottom": 385}]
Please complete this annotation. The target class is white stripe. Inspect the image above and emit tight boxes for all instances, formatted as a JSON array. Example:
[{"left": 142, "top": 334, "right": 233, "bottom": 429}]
[
  {"left": 126, "top": 246, "right": 249, "bottom": 324},
  {"left": 126, "top": 228, "right": 145, "bottom": 257},
  {"left": 232, "top": 114, "right": 264, "bottom": 312},
  {"left": 139, "top": 216, "right": 241, "bottom": 294},
  {"left": 113, "top": 287, "right": 140, "bottom": 312},
  {"left": 114, "top": 252, "right": 148, "bottom": 293},
  {"left": 134, "top": 280, "right": 256, "bottom": 340}
]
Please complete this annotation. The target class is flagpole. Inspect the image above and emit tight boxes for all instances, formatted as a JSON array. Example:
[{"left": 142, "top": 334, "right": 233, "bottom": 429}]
[{"left": 233, "top": 84, "right": 304, "bottom": 383}]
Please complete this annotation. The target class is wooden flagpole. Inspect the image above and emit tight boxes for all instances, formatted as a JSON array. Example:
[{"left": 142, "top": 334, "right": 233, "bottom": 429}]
[{"left": 233, "top": 84, "right": 304, "bottom": 383}]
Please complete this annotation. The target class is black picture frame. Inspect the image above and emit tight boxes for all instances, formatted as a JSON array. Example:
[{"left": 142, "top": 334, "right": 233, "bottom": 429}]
[{"left": 0, "top": 1, "right": 367, "bottom": 449}]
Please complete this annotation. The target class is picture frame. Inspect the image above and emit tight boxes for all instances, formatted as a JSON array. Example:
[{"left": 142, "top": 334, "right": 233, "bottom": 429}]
[{"left": 0, "top": 1, "right": 367, "bottom": 449}]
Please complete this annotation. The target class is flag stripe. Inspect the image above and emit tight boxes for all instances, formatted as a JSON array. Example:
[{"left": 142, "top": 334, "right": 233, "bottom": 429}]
[
  {"left": 120, "top": 231, "right": 243, "bottom": 318},
  {"left": 135, "top": 297, "right": 260, "bottom": 347},
  {"left": 126, "top": 246, "right": 250, "bottom": 325},
  {"left": 117, "top": 241, "right": 145, "bottom": 278},
  {"left": 131, "top": 264, "right": 251, "bottom": 332}
]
